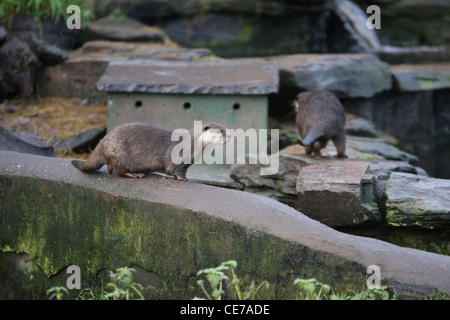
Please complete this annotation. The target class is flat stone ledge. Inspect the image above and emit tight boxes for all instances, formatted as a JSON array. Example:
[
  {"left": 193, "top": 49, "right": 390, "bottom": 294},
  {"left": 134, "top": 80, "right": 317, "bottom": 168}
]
[
  {"left": 386, "top": 172, "right": 450, "bottom": 229},
  {"left": 391, "top": 63, "right": 450, "bottom": 92},
  {"left": 296, "top": 160, "right": 380, "bottom": 227},
  {"left": 1, "top": 150, "right": 449, "bottom": 298},
  {"left": 237, "top": 54, "right": 392, "bottom": 98},
  {"left": 96, "top": 59, "right": 279, "bottom": 95}
]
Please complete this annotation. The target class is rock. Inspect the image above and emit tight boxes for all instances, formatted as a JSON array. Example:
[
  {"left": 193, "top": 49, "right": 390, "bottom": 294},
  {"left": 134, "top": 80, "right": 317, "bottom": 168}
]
[
  {"left": 0, "top": 26, "right": 6, "bottom": 46},
  {"left": 296, "top": 160, "right": 380, "bottom": 227},
  {"left": 331, "top": 0, "right": 381, "bottom": 52},
  {"left": 281, "top": 135, "right": 419, "bottom": 165},
  {"left": 231, "top": 114, "right": 422, "bottom": 212},
  {"left": 352, "top": 0, "right": 450, "bottom": 48},
  {"left": 36, "top": 41, "right": 215, "bottom": 103},
  {"left": 96, "top": 59, "right": 279, "bottom": 95},
  {"left": 265, "top": 54, "right": 392, "bottom": 98},
  {"left": 385, "top": 172, "right": 450, "bottom": 229},
  {"left": 0, "top": 33, "right": 67, "bottom": 101},
  {"left": 130, "top": 0, "right": 332, "bottom": 58},
  {"left": 345, "top": 116, "right": 380, "bottom": 138},
  {"left": 36, "top": 58, "right": 109, "bottom": 105},
  {"left": 50, "top": 127, "right": 106, "bottom": 154},
  {"left": 21, "top": 33, "right": 68, "bottom": 66},
  {"left": 346, "top": 136, "right": 419, "bottom": 164},
  {"left": 1, "top": 150, "right": 450, "bottom": 298},
  {"left": 343, "top": 89, "right": 435, "bottom": 144},
  {"left": 377, "top": 45, "right": 450, "bottom": 64},
  {"left": 146, "top": 48, "right": 214, "bottom": 61},
  {"left": 230, "top": 153, "right": 321, "bottom": 207},
  {"left": 434, "top": 89, "right": 450, "bottom": 134},
  {"left": 391, "top": 64, "right": 450, "bottom": 92},
  {"left": 86, "top": 16, "right": 165, "bottom": 43},
  {"left": 0, "top": 125, "right": 54, "bottom": 157}
]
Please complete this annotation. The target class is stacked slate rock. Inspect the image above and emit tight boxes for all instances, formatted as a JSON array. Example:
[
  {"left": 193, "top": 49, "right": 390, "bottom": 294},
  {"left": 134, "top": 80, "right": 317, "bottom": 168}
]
[{"left": 0, "top": 26, "right": 68, "bottom": 101}]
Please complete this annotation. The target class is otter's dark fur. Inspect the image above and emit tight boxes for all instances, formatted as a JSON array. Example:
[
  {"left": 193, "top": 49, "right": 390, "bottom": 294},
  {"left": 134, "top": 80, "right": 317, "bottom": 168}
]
[
  {"left": 295, "top": 90, "right": 347, "bottom": 158},
  {"left": 71, "top": 122, "right": 229, "bottom": 181}
]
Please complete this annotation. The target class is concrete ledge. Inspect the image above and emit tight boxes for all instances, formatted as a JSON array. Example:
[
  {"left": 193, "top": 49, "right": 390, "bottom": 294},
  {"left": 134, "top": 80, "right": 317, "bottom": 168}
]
[{"left": 1, "top": 150, "right": 449, "bottom": 298}]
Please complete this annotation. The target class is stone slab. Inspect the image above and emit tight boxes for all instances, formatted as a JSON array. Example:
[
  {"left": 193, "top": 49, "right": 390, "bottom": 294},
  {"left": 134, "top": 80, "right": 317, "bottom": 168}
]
[
  {"left": 36, "top": 40, "right": 215, "bottom": 103},
  {"left": 96, "top": 59, "right": 279, "bottom": 95},
  {"left": 0, "top": 125, "right": 54, "bottom": 157},
  {"left": 86, "top": 16, "right": 165, "bottom": 43},
  {"left": 237, "top": 54, "right": 392, "bottom": 98},
  {"left": 296, "top": 160, "right": 380, "bottom": 227},
  {"left": 391, "top": 63, "right": 450, "bottom": 92},
  {"left": 1, "top": 150, "right": 449, "bottom": 298},
  {"left": 386, "top": 172, "right": 450, "bottom": 229}
]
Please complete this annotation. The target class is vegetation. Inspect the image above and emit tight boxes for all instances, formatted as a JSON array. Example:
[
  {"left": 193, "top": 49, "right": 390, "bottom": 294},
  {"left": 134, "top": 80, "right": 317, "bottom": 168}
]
[
  {"left": 194, "top": 260, "right": 398, "bottom": 300},
  {"left": 0, "top": 0, "right": 92, "bottom": 24},
  {"left": 48, "top": 260, "right": 448, "bottom": 300}
]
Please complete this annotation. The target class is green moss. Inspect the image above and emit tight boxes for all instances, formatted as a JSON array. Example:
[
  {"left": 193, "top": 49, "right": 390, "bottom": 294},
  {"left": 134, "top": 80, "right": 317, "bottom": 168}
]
[{"left": 0, "top": 175, "right": 368, "bottom": 299}]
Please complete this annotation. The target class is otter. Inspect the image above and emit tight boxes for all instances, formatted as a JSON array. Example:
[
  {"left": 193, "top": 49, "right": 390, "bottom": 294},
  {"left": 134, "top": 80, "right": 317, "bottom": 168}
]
[
  {"left": 71, "top": 122, "right": 230, "bottom": 181},
  {"left": 294, "top": 90, "right": 347, "bottom": 158}
]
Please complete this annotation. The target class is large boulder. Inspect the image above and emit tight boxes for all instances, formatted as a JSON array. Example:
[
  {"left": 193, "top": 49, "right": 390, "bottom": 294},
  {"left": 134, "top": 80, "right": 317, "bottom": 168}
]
[
  {"left": 237, "top": 54, "right": 392, "bottom": 98},
  {"left": 1, "top": 150, "right": 449, "bottom": 299},
  {"left": 269, "top": 54, "right": 392, "bottom": 98}
]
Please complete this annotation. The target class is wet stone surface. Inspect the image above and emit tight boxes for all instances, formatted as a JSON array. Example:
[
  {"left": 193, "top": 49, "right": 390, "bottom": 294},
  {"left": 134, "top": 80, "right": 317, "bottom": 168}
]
[{"left": 96, "top": 59, "right": 279, "bottom": 95}]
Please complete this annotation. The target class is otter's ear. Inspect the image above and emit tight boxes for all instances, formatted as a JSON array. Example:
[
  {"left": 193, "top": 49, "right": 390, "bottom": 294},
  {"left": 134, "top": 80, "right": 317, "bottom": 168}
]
[{"left": 203, "top": 124, "right": 210, "bottom": 131}]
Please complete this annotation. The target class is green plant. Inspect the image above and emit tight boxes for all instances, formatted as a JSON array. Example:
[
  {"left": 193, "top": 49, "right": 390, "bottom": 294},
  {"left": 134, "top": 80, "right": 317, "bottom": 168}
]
[
  {"left": 0, "top": 0, "right": 92, "bottom": 24},
  {"left": 46, "top": 286, "right": 69, "bottom": 300},
  {"left": 195, "top": 260, "right": 269, "bottom": 300},
  {"left": 293, "top": 278, "right": 335, "bottom": 300},
  {"left": 75, "top": 279, "right": 108, "bottom": 300},
  {"left": 104, "top": 267, "right": 145, "bottom": 300},
  {"left": 424, "top": 290, "right": 447, "bottom": 300},
  {"left": 341, "top": 286, "right": 398, "bottom": 300}
]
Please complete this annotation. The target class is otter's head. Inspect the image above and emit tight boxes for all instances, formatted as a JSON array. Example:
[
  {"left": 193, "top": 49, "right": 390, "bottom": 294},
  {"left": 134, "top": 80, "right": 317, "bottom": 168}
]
[{"left": 200, "top": 122, "right": 231, "bottom": 148}]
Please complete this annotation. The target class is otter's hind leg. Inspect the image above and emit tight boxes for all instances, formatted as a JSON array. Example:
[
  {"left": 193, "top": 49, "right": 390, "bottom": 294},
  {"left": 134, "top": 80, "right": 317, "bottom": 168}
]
[
  {"left": 114, "top": 165, "right": 145, "bottom": 178},
  {"left": 332, "top": 133, "right": 347, "bottom": 158}
]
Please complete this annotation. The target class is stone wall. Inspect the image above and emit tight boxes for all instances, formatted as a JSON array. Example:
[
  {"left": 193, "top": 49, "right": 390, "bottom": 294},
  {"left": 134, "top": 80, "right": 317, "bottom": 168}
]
[{"left": 1, "top": 150, "right": 450, "bottom": 299}]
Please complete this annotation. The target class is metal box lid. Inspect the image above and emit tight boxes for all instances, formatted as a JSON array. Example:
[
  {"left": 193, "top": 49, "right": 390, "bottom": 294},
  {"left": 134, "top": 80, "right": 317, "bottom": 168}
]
[{"left": 97, "top": 59, "right": 279, "bottom": 95}]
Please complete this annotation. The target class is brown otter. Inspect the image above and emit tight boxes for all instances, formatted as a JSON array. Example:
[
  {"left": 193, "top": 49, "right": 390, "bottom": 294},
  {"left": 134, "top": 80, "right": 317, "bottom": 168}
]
[
  {"left": 294, "top": 90, "right": 347, "bottom": 158},
  {"left": 71, "top": 122, "right": 230, "bottom": 181}
]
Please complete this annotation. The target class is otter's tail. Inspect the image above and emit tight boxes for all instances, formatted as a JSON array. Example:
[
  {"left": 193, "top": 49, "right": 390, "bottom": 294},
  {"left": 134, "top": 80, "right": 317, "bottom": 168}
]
[
  {"left": 298, "top": 125, "right": 325, "bottom": 146},
  {"left": 71, "top": 146, "right": 105, "bottom": 172}
]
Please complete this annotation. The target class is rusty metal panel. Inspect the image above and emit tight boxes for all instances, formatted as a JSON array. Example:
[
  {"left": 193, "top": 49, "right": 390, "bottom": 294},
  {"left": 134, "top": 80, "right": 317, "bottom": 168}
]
[{"left": 107, "top": 93, "right": 268, "bottom": 131}]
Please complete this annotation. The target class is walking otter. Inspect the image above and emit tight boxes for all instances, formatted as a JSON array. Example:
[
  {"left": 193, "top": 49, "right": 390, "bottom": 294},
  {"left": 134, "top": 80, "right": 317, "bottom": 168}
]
[
  {"left": 71, "top": 122, "right": 230, "bottom": 181},
  {"left": 294, "top": 90, "right": 347, "bottom": 158}
]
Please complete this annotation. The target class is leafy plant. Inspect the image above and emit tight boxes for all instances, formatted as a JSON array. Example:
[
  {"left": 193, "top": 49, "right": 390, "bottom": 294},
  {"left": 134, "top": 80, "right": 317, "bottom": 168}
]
[
  {"left": 341, "top": 286, "right": 398, "bottom": 300},
  {"left": 195, "top": 260, "right": 269, "bottom": 300},
  {"left": 75, "top": 279, "right": 108, "bottom": 300},
  {"left": 46, "top": 286, "right": 69, "bottom": 300},
  {"left": 293, "top": 278, "right": 335, "bottom": 300},
  {"left": 0, "top": 0, "right": 92, "bottom": 24},
  {"left": 104, "top": 267, "right": 145, "bottom": 300}
]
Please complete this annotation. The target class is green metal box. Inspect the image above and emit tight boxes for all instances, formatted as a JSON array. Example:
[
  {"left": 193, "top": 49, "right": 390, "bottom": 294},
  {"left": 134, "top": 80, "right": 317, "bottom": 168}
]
[{"left": 97, "top": 60, "right": 279, "bottom": 131}]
